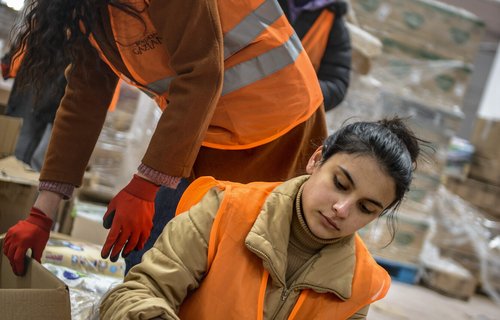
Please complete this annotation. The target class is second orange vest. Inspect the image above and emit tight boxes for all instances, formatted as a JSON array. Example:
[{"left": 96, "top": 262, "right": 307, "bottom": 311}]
[
  {"left": 174, "top": 176, "right": 391, "bottom": 320},
  {"left": 89, "top": 0, "right": 323, "bottom": 150},
  {"left": 301, "top": 9, "right": 335, "bottom": 72}
]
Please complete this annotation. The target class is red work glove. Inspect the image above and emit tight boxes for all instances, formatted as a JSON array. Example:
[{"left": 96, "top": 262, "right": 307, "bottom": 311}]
[
  {"left": 101, "top": 174, "right": 159, "bottom": 262},
  {"left": 2, "top": 207, "right": 53, "bottom": 276}
]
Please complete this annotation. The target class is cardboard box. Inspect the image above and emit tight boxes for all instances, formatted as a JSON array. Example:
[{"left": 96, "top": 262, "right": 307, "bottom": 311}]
[
  {"left": 445, "top": 176, "right": 500, "bottom": 217},
  {"left": 358, "top": 210, "right": 430, "bottom": 265},
  {"left": 0, "top": 236, "right": 72, "bottom": 320},
  {"left": 421, "top": 257, "right": 477, "bottom": 300},
  {"left": 70, "top": 200, "right": 109, "bottom": 245},
  {"left": 0, "top": 79, "right": 13, "bottom": 110},
  {"left": 435, "top": 244, "right": 500, "bottom": 294},
  {"left": 0, "top": 156, "right": 39, "bottom": 234},
  {"left": 373, "top": 47, "right": 473, "bottom": 110},
  {"left": 0, "top": 115, "right": 22, "bottom": 158},
  {"left": 470, "top": 118, "right": 500, "bottom": 186},
  {"left": 471, "top": 118, "right": 500, "bottom": 158},
  {"left": 469, "top": 155, "right": 500, "bottom": 187},
  {"left": 352, "top": 0, "right": 485, "bottom": 63}
]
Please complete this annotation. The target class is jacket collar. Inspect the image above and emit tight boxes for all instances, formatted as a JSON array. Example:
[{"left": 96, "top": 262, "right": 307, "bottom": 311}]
[{"left": 245, "top": 175, "right": 356, "bottom": 300}]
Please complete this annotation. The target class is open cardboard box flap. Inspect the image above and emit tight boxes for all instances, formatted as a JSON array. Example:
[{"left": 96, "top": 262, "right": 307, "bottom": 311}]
[{"left": 0, "top": 235, "right": 71, "bottom": 320}]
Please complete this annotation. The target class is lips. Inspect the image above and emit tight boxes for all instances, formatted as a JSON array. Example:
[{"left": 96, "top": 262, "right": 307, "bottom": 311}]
[{"left": 320, "top": 212, "right": 340, "bottom": 231}]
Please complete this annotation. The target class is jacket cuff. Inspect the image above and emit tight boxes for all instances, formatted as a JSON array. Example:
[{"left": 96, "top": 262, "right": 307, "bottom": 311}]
[
  {"left": 137, "top": 163, "right": 181, "bottom": 189},
  {"left": 39, "top": 181, "right": 74, "bottom": 200}
]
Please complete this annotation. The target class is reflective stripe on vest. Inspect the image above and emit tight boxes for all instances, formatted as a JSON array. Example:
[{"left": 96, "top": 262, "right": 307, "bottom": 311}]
[
  {"left": 222, "top": 32, "right": 302, "bottom": 95},
  {"left": 175, "top": 177, "right": 391, "bottom": 320},
  {"left": 224, "top": 0, "right": 283, "bottom": 59},
  {"left": 92, "top": 0, "right": 322, "bottom": 149},
  {"left": 301, "top": 9, "right": 335, "bottom": 72},
  {"left": 108, "top": 0, "right": 298, "bottom": 97}
]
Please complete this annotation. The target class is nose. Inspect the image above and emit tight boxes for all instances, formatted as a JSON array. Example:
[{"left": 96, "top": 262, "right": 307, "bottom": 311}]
[{"left": 332, "top": 198, "right": 351, "bottom": 218}]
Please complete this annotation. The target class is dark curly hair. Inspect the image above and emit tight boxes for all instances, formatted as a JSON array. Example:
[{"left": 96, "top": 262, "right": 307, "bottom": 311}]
[{"left": 9, "top": 0, "right": 139, "bottom": 96}]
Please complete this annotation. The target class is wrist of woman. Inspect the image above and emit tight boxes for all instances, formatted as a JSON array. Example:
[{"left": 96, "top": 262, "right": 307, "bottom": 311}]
[
  {"left": 33, "top": 190, "right": 64, "bottom": 220},
  {"left": 137, "top": 163, "right": 181, "bottom": 189},
  {"left": 39, "top": 180, "right": 74, "bottom": 199}
]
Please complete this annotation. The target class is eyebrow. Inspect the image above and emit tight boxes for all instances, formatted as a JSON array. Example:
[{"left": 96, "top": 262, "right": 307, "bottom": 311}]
[{"left": 339, "top": 166, "right": 384, "bottom": 209}]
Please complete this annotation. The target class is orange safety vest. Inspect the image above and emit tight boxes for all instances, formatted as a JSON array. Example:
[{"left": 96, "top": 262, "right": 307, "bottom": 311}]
[
  {"left": 5, "top": 49, "right": 24, "bottom": 78},
  {"left": 301, "top": 9, "right": 335, "bottom": 72},
  {"left": 175, "top": 177, "right": 391, "bottom": 320},
  {"left": 89, "top": 0, "right": 323, "bottom": 150}
]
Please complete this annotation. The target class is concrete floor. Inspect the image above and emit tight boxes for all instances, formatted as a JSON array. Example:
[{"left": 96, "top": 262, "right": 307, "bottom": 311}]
[{"left": 369, "top": 281, "right": 500, "bottom": 319}]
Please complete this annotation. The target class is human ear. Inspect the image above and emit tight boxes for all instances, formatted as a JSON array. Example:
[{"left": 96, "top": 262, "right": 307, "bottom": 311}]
[{"left": 306, "top": 146, "right": 323, "bottom": 174}]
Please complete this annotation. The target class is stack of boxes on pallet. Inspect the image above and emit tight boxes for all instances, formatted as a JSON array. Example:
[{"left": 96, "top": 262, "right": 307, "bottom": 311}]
[
  {"left": 437, "top": 118, "right": 500, "bottom": 300},
  {"left": 427, "top": 186, "right": 500, "bottom": 301},
  {"left": 79, "top": 81, "right": 145, "bottom": 203},
  {"left": 348, "top": 0, "right": 484, "bottom": 198},
  {"left": 328, "top": 0, "right": 487, "bottom": 292},
  {"left": 446, "top": 119, "right": 500, "bottom": 220},
  {"left": 354, "top": 0, "right": 484, "bottom": 110}
]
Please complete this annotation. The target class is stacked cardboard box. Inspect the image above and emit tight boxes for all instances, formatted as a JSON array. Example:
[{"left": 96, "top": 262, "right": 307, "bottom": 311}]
[
  {"left": 445, "top": 176, "right": 500, "bottom": 218},
  {"left": 358, "top": 210, "right": 430, "bottom": 266},
  {"left": 0, "top": 115, "right": 22, "bottom": 158},
  {"left": 371, "top": 47, "right": 473, "bottom": 111},
  {"left": 429, "top": 187, "right": 500, "bottom": 299},
  {"left": 421, "top": 255, "right": 478, "bottom": 301},
  {"left": 469, "top": 118, "right": 500, "bottom": 187},
  {"left": 0, "top": 123, "right": 73, "bottom": 234},
  {"left": 81, "top": 82, "right": 157, "bottom": 202},
  {"left": 0, "top": 156, "right": 39, "bottom": 234},
  {"left": 445, "top": 118, "right": 500, "bottom": 219},
  {"left": 351, "top": 0, "right": 485, "bottom": 111},
  {"left": 69, "top": 200, "right": 110, "bottom": 245},
  {"left": 352, "top": 0, "right": 485, "bottom": 63}
]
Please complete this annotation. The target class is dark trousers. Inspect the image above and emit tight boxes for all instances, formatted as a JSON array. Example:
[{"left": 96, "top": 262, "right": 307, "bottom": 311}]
[{"left": 124, "top": 178, "right": 191, "bottom": 274}]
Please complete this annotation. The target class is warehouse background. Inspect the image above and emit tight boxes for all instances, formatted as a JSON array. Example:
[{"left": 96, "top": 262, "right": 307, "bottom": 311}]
[{"left": 1, "top": 1, "right": 500, "bottom": 319}]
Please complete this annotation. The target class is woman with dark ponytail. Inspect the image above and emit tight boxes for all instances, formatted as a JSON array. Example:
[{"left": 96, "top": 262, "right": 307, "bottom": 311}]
[
  {"left": 100, "top": 117, "right": 423, "bottom": 319},
  {"left": 3, "top": 0, "right": 329, "bottom": 276}
]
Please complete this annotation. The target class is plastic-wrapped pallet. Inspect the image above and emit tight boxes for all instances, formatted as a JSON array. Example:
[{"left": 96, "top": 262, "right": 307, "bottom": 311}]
[
  {"left": 351, "top": 0, "right": 485, "bottom": 64},
  {"left": 349, "top": 0, "right": 486, "bottom": 111},
  {"left": 430, "top": 186, "right": 500, "bottom": 304},
  {"left": 80, "top": 81, "right": 161, "bottom": 202},
  {"left": 371, "top": 50, "right": 472, "bottom": 112},
  {"left": 358, "top": 209, "right": 431, "bottom": 266}
]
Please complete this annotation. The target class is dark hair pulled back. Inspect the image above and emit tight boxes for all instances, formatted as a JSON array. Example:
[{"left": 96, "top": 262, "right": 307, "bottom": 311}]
[{"left": 321, "top": 117, "right": 423, "bottom": 242}]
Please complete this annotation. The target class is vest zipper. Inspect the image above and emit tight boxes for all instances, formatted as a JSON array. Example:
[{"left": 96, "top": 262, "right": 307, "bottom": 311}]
[
  {"left": 246, "top": 243, "right": 290, "bottom": 319},
  {"left": 272, "top": 286, "right": 299, "bottom": 320},
  {"left": 281, "top": 288, "right": 290, "bottom": 301}
]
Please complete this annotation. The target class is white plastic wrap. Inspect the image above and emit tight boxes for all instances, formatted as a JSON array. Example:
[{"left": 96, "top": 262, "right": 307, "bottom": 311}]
[
  {"left": 43, "top": 263, "right": 122, "bottom": 320},
  {"left": 432, "top": 186, "right": 500, "bottom": 304},
  {"left": 84, "top": 82, "right": 161, "bottom": 200}
]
